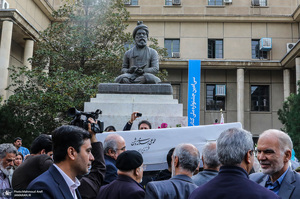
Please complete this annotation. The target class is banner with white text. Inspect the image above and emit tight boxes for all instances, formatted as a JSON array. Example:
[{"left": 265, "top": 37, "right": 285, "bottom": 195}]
[
  {"left": 188, "top": 60, "right": 201, "bottom": 126},
  {"left": 97, "top": 122, "right": 242, "bottom": 171}
]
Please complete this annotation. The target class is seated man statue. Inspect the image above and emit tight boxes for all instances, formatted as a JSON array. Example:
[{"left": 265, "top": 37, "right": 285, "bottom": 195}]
[{"left": 115, "top": 21, "right": 161, "bottom": 84}]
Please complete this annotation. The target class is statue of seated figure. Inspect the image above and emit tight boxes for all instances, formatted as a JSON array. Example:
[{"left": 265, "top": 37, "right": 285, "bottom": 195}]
[{"left": 115, "top": 21, "right": 161, "bottom": 84}]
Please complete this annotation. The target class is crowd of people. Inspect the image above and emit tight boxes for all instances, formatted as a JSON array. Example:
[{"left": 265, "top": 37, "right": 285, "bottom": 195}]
[{"left": 1, "top": 112, "right": 300, "bottom": 199}]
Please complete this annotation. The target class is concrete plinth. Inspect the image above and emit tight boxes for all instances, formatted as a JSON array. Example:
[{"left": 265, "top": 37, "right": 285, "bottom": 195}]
[{"left": 85, "top": 83, "right": 187, "bottom": 131}]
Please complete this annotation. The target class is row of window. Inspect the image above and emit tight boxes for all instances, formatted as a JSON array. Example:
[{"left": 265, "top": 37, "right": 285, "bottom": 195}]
[
  {"left": 208, "top": 0, "right": 267, "bottom": 6},
  {"left": 165, "top": 39, "right": 268, "bottom": 59},
  {"left": 125, "top": 0, "right": 267, "bottom": 6},
  {"left": 206, "top": 84, "right": 269, "bottom": 111},
  {"left": 172, "top": 84, "right": 270, "bottom": 112}
]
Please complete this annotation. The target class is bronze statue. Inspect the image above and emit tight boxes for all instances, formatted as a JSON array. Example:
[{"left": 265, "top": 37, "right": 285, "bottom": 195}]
[{"left": 115, "top": 21, "right": 161, "bottom": 84}]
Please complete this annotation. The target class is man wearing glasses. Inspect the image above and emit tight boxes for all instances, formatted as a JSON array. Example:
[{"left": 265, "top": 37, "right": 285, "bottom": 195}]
[{"left": 103, "top": 134, "right": 126, "bottom": 184}]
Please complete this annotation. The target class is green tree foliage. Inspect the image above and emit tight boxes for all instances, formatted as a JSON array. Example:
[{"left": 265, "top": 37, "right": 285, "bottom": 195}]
[
  {"left": 0, "top": 0, "right": 167, "bottom": 145},
  {"left": 278, "top": 81, "right": 300, "bottom": 160},
  {"left": 33, "top": 0, "right": 132, "bottom": 78}
]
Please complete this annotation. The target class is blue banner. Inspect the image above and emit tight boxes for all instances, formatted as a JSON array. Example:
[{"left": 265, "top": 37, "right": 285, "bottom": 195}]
[{"left": 188, "top": 60, "right": 201, "bottom": 126}]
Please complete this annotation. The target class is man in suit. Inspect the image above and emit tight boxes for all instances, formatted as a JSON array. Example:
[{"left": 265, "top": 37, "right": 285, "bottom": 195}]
[
  {"left": 189, "top": 128, "right": 280, "bottom": 199},
  {"left": 145, "top": 143, "right": 200, "bottom": 199},
  {"left": 26, "top": 125, "right": 94, "bottom": 199},
  {"left": 250, "top": 129, "right": 300, "bottom": 199},
  {"left": 103, "top": 134, "right": 126, "bottom": 184},
  {"left": 96, "top": 150, "right": 145, "bottom": 199},
  {"left": 192, "top": 141, "right": 220, "bottom": 186}
]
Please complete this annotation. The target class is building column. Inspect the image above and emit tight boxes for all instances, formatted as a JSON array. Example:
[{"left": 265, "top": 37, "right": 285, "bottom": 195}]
[
  {"left": 237, "top": 68, "right": 244, "bottom": 126},
  {"left": 296, "top": 57, "right": 300, "bottom": 93},
  {"left": 0, "top": 20, "right": 13, "bottom": 102},
  {"left": 283, "top": 69, "right": 290, "bottom": 100},
  {"left": 23, "top": 39, "right": 34, "bottom": 70}
]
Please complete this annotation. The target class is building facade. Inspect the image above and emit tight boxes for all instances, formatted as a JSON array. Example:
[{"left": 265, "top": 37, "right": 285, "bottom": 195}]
[
  {"left": 125, "top": 0, "right": 300, "bottom": 135},
  {"left": 0, "top": 0, "right": 62, "bottom": 101}
]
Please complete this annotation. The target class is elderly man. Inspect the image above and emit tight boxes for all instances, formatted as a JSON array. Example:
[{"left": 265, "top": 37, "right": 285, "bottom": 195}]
[
  {"left": 145, "top": 143, "right": 200, "bottom": 199},
  {"left": 115, "top": 21, "right": 161, "bottom": 84},
  {"left": 189, "top": 128, "right": 280, "bottom": 199},
  {"left": 192, "top": 141, "right": 220, "bottom": 186},
  {"left": 250, "top": 129, "right": 300, "bottom": 199},
  {"left": 96, "top": 150, "right": 145, "bottom": 199},
  {"left": 26, "top": 125, "right": 95, "bottom": 199},
  {"left": 0, "top": 144, "right": 17, "bottom": 190},
  {"left": 103, "top": 134, "right": 126, "bottom": 184}
]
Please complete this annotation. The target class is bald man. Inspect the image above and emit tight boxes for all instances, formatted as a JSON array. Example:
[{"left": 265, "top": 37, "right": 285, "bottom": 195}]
[
  {"left": 250, "top": 129, "right": 300, "bottom": 199},
  {"left": 103, "top": 134, "right": 126, "bottom": 184},
  {"left": 145, "top": 143, "right": 200, "bottom": 199}
]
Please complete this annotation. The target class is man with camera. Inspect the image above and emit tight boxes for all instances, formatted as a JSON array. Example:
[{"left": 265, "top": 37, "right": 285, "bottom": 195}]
[{"left": 123, "top": 111, "right": 151, "bottom": 131}]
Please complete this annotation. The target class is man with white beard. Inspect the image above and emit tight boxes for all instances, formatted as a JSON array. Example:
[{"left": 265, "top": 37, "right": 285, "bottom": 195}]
[
  {"left": 250, "top": 129, "right": 300, "bottom": 199},
  {"left": 0, "top": 143, "right": 17, "bottom": 191},
  {"left": 145, "top": 143, "right": 199, "bottom": 199}
]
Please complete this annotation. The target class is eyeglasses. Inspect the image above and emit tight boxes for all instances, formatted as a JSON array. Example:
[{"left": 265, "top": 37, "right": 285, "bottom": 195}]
[
  {"left": 116, "top": 146, "right": 126, "bottom": 151},
  {"left": 140, "top": 164, "right": 147, "bottom": 170}
]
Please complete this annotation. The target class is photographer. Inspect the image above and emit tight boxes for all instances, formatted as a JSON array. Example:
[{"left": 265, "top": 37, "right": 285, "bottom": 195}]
[
  {"left": 123, "top": 112, "right": 151, "bottom": 131},
  {"left": 78, "top": 118, "right": 106, "bottom": 199}
]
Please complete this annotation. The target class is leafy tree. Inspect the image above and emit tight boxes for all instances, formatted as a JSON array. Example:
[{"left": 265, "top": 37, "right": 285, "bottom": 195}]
[
  {"left": 0, "top": 0, "right": 167, "bottom": 145},
  {"left": 278, "top": 81, "right": 300, "bottom": 160}
]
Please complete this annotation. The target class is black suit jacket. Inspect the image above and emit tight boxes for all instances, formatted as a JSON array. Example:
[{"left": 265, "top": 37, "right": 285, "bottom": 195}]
[
  {"left": 103, "top": 155, "right": 118, "bottom": 184},
  {"left": 96, "top": 175, "right": 145, "bottom": 199}
]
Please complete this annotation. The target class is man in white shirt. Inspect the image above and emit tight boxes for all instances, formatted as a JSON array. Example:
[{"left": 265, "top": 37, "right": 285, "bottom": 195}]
[{"left": 26, "top": 125, "right": 94, "bottom": 199}]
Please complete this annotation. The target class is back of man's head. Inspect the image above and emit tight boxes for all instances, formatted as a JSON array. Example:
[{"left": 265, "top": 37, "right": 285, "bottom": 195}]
[
  {"left": 0, "top": 143, "right": 17, "bottom": 160},
  {"left": 202, "top": 142, "right": 220, "bottom": 169},
  {"left": 52, "top": 125, "right": 91, "bottom": 163},
  {"left": 167, "top": 148, "right": 175, "bottom": 168},
  {"left": 217, "top": 128, "right": 253, "bottom": 166},
  {"left": 30, "top": 134, "right": 52, "bottom": 155},
  {"left": 104, "top": 126, "right": 116, "bottom": 132},
  {"left": 116, "top": 150, "right": 144, "bottom": 183},
  {"left": 173, "top": 143, "right": 200, "bottom": 174}
]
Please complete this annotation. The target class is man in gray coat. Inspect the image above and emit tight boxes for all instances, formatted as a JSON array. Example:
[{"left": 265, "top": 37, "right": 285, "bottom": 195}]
[
  {"left": 250, "top": 129, "right": 300, "bottom": 199},
  {"left": 145, "top": 143, "right": 200, "bottom": 199},
  {"left": 192, "top": 141, "right": 220, "bottom": 186}
]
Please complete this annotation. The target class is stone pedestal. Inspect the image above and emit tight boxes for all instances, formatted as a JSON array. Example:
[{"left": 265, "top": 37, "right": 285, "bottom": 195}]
[{"left": 84, "top": 83, "right": 187, "bottom": 131}]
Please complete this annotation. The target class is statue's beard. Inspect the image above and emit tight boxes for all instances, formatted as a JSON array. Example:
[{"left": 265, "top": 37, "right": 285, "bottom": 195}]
[{"left": 136, "top": 39, "right": 147, "bottom": 48}]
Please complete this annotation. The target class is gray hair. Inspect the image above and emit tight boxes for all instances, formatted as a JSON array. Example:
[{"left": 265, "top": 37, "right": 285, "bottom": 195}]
[
  {"left": 217, "top": 128, "right": 253, "bottom": 166},
  {"left": 103, "top": 134, "right": 121, "bottom": 154},
  {"left": 202, "top": 142, "right": 220, "bottom": 168},
  {"left": 173, "top": 143, "right": 200, "bottom": 173},
  {"left": 260, "top": 129, "right": 293, "bottom": 155},
  {"left": 0, "top": 143, "right": 17, "bottom": 159}
]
